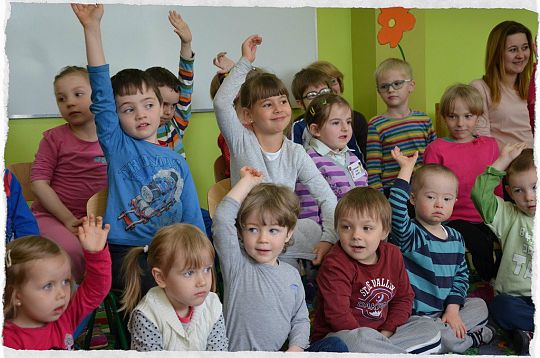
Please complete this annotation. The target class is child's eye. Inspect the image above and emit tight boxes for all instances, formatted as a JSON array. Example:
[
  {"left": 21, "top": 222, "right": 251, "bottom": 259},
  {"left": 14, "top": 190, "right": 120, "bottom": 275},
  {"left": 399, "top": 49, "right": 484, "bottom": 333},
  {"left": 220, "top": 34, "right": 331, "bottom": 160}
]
[
  {"left": 145, "top": 103, "right": 154, "bottom": 110},
  {"left": 57, "top": 96, "right": 65, "bottom": 102},
  {"left": 331, "top": 120, "right": 340, "bottom": 126},
  {"left": 269, "top": 228, "right": 281, "bottom": 235},
  {"left": 203, "top": 266, "right": 213, "bottom": 273},
  {"left": 444, "top": 197, "right": 453, "bottom": 202},
  {"left": 262, "top": 102, "right": 271, "bottom": 108},
  {"left": 43, "top": 283, "right": 53, "bottom": 290},
  {"left": 280, "top": 99, "right": 289, "bottom": 105},
  {"left": 246, "top": 227, "right": 258, "bottom": 234},
  {"left": 426, "top": 195, "right": 435, "bottom": 200},
  {"left": 121, "top": 107, "right": 134, "bottom": 113},
  {"left": 341, "top": 224, "right": 351, "bottom": 231},
  {"left": 183, "top": 270, "right": 194, "bottom": 278},
  {"left": 62, "top": 279, "right": 71, "bottom": 286},
  {"left": 75, "top": 92, "right": 85, "bottom": 97},
  {"left": 363, "top": 226, "right": 372, "bottom": 231}
]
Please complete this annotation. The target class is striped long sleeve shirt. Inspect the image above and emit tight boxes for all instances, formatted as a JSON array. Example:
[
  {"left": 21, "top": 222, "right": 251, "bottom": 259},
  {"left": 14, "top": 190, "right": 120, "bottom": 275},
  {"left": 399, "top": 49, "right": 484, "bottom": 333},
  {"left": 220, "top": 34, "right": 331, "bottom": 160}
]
[
  {"left": 157, "top": 55, "right": 194, "bottom": 157},
  {"left": 366, "top": 111, "right": 436, "bottom": 191},
  {"left": 389, "top": 179, "right": 469, "bottom": 316}
]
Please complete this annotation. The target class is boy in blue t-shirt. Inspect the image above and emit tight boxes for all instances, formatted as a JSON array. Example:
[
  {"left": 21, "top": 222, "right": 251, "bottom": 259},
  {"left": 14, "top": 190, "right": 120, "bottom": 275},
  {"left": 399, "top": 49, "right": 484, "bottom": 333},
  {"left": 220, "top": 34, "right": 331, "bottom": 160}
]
[{"left": 72, "top": 4, "right": 204, "bottom": 294}]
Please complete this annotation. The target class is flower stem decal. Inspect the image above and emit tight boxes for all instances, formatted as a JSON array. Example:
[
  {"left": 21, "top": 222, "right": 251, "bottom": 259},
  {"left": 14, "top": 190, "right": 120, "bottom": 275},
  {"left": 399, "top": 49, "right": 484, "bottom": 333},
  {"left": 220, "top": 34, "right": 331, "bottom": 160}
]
[{"left": 377, "top": 7, "right": 416, "bottom": 61}]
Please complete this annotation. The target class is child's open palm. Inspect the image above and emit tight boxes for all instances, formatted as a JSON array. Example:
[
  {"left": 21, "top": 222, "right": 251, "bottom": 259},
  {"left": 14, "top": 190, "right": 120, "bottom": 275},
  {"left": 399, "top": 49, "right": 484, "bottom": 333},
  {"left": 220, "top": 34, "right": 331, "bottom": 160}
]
[
  {"left": 501, "top": 142, "right": 528, "bottom": 162},
  {"left": 391, "top": 146, "right": 418, "bottom": 170},
  {"left": 241, "top": 34, "right": 262, "bottom": 63},
  {"left": 168, "top": 10, "right": 192, "bottom": 43},
  {"left": 71, "top": 3, "right": 103, "bottom": 28},
  {"left": 77, "top": 215, "right": 110, "bottom": 253}
]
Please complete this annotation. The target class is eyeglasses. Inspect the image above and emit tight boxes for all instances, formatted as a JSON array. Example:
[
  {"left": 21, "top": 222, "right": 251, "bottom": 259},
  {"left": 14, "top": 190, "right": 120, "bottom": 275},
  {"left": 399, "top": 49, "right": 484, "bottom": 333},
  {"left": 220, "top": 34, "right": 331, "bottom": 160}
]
[
  {"left": 302, "top": 87, "right": 332, "bottom": 100},
  {"left": 377, "top": 79, "right": 412, "bottom": 93}
]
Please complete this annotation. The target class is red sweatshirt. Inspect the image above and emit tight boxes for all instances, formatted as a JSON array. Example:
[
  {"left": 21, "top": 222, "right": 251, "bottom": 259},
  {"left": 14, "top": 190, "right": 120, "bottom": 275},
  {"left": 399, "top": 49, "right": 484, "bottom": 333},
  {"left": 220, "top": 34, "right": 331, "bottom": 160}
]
[
  {"left": 3, "top": 247, "right": 111, "bottom": 350},
  {"left": 312, "top": 241, "right": 413, "bottom": 341}
]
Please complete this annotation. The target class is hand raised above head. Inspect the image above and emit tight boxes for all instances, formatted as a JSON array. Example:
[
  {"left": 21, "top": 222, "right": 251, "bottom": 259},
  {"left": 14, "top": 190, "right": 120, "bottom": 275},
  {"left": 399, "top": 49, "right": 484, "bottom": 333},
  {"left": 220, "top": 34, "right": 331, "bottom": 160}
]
[
  {"left": 71, "top": 3, "right": 103, "bottom": 28},
  {"left": 213, "top": 52, "right": 235, "bottom": 74},
  {"left": 77, "top": 214, "right": 110, "bottom": 253},
  {"left": 168, "top": 10, "right": 192, "bottom": 44},
  {"left": 241, "top": 34, "right": 262, "bottom": 63}
]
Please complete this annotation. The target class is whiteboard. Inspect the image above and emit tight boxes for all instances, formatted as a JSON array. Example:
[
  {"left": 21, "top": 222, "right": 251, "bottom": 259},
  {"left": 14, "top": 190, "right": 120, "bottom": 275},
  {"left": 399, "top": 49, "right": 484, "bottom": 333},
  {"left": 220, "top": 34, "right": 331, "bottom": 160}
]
[{"left": 6, "top": 3, "right": 318, "bottom": 117}]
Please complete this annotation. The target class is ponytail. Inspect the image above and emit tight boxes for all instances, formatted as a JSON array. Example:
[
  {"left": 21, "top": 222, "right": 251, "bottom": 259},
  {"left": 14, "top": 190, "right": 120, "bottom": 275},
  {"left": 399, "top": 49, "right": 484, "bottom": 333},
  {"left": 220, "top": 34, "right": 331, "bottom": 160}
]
[{"left": 120, "top": 246, "right": 145, "bottom": 313}]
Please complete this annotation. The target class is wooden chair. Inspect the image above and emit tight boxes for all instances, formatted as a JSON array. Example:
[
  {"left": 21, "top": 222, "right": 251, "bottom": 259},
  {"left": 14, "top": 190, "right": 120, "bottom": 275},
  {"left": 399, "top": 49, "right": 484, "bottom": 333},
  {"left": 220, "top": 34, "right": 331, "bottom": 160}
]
[
  {"left": 86, "top": 188, "right": 108, "bottom": 217},
  {"left": 83, "top": 187, "right": 129, "bottom": 350},
  {"left": 213, "top": 155, "right": 228, "bottom": 183},
  {"left": 7, "top": 162, "right": 34, "bottom": 202},
  {"left": 207, "top": 178, "right": 231, "bottom": 218},
  {"left": 434, "top": 103, "right": 449, "bottom": 138}
]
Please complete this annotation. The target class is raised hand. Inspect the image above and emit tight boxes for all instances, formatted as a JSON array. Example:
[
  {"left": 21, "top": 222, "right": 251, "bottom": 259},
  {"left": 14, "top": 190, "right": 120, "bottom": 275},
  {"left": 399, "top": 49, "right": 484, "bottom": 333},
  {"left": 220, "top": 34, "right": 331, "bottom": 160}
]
[
  {"left": 213, "top": 52, "right": 235, "bottom": 74},
  {"left": 71, "top": 3, "right": 103, "bottom": 29},
  {"left": 492, "top": 142, "right": 529, "bottom": 171},
  {"left": 239, "top": 166, "right": 264, "bottom": 185},
  {"left": 241, "top": 34, "right": 262, "bottom": 63},
  {"left": 391, "top": 146, "right": 418, "bottom": 169},
  {"left": 77, "top": 214, "right": 110, "bottom": 253},
  {"left": 168, "top": 10, "right": 192, "bottom": 44}
]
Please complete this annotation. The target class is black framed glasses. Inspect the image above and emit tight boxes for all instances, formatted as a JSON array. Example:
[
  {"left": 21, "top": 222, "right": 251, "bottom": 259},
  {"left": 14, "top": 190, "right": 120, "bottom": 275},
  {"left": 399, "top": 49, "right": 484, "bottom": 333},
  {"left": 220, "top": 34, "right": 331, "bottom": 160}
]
[
  {"left": 302, "top": 87, "right": 332, "bottom": 100},
  {"left": 377, "top": 79, "right": 412, "bottom": 93}
]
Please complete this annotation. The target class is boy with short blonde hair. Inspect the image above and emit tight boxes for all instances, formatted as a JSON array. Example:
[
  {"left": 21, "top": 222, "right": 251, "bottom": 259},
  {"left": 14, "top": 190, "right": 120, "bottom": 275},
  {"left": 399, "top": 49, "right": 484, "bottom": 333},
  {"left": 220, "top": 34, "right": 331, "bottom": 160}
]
[
  {"left": 389, "top": 147, "right": 494, "bottom": 353},
  {"left": 312, "top": 187, "right": 441, "bottom": 354},
  {"left": 367, "top": 58, "right": 436, "bottom": 193},
  {"left": 471, "top": 143, "right": 535, "bottom": 355}
]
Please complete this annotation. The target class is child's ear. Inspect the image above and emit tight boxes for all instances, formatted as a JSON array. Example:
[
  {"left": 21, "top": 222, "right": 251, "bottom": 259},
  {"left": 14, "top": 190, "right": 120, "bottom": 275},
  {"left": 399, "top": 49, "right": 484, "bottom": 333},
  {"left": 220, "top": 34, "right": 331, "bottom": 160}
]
[
  {"left": 409, "top": 192, "right": 416, "bottom": 206},
  {"left": 285, "top": 228, "right": 294, "bottom": 243},
  {"left": 308, "top": 123, "right": 321, "bottom": 137},
  {"left": 408, "top": 80, "right": 416, "bottom": 93},
  {"left": 151, "top": 267, "right": 167, "bottom": 288},
  {"left": 241, "top": 108, "right": 254, "bottom": 128}
]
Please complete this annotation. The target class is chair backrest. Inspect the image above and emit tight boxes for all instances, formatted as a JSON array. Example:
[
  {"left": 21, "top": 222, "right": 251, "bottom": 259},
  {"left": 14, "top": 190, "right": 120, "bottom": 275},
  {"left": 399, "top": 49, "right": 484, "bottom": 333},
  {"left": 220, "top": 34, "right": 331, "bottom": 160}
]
[
  {"left": 213, "top": 155, "right": 228, "bottom": 183},
  {"left": 207, "top": 178, "right": 231, "bottom": 218},
  {"left": 7, "top": 162, "right": 34, "bottom": 202},
  {"left": 434, "top": 103, "right": 449, "bottom": 138},
  {"left": 87, "top": 188, "right": 108, "bottom": 217}
]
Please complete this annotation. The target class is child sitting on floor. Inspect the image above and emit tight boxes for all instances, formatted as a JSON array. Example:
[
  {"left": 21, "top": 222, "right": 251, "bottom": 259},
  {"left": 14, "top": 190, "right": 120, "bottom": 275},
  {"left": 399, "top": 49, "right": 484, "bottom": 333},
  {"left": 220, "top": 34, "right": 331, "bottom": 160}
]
[
  {"left": 312, "top": 186, "right": 441, "bottom": 354},
  {"left": 471, "top": 143, "right": 535, "bottom": 355},
  {"left": 389, "top": 147, "right": 494, "bottom": 353}
]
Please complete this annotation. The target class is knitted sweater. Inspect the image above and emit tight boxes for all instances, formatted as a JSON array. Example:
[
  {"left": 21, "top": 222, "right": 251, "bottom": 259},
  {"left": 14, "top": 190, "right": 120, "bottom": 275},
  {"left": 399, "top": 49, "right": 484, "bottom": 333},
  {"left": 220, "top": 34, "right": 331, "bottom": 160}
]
[
  {"left": 366, "top": 111, "right": 436, "bottom": 191},
  {"left": 296, "top": 147, "right": 367, "bottom": 223}
]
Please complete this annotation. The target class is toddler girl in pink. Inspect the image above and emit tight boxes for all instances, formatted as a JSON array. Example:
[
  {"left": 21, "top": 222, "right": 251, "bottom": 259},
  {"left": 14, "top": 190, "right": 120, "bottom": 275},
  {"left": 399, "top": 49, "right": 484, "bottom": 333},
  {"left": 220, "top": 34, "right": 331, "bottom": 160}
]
[{"left": 31, "top": 66, "right": 107, "bottom": 282}]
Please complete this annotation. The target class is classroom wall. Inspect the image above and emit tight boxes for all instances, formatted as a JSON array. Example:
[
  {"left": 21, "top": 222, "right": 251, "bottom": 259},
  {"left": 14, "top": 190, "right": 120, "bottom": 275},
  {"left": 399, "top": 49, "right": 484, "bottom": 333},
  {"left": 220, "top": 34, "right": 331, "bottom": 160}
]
[{"left": 4, "top": 7, "right": 538, "bottom": 209}]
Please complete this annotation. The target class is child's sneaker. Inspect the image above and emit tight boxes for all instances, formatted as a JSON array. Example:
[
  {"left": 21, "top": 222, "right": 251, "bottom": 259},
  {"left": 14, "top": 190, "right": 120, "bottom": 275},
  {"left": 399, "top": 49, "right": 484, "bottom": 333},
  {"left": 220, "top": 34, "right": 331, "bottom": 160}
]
[
  {"left": 511, "top": 329, "right": 533, "bottom": 355},
  {"left": 468, "top": 325, "right": 495, "bottom": 348}
]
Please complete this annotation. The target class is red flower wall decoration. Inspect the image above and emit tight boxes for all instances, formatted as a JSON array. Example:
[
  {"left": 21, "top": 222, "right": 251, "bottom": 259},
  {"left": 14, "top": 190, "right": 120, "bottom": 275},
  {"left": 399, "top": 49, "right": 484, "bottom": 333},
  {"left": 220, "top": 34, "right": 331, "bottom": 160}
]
[{"left": 377, "top": 7, "right": 416, "bottom": 61}]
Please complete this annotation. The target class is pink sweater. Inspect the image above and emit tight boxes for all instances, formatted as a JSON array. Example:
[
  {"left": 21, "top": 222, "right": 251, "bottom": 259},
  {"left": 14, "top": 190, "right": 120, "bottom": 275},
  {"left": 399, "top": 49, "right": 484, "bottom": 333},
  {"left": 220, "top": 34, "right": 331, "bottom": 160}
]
[
  {"left": 31, "top": 124, "right": 107, "bottom": 219},
  {"left": 424, "top": 136, "right": 502, "bottom": 222},
  {"left": 471, "top": 79, "right": 533, "bottom": 148}
]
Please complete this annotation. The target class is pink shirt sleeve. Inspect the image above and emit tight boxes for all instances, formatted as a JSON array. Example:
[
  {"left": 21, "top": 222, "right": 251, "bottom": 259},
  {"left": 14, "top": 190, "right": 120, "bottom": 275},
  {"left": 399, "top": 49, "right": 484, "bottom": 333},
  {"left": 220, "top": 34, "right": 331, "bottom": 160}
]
[{"left": 31, "top": 129, "right": 59, "bottom": 182}]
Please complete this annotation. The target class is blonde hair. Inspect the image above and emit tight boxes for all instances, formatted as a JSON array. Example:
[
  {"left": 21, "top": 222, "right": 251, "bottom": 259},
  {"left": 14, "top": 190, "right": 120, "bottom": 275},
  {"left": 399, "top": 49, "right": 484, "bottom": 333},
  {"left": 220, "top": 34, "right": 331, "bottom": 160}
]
[
  {"left": 439, "top": 84, "right": 484, "bottom": 118},
  {"left": 308, "top": 61, "right": 345, "bottom": 93},
  {"left": 236, "top": 183, "right": 299, "bottom": 253},
  {"left": 4, "top": 236, "right": 73, "bottom": 321},
  {"left": 374, "top": 58, "right": 413, "bottom": 84},
  {"left": 120, "top": 224, "right": 216, "bottom": 313},
  {"left": 54, "top": 65, "right": 88, "bottom": 86},
  {"left": 334, "top": 187, "right": 392, "bottom": 234},
  {"left": 483, "top": 21, "right": 534, "bottom": 103},
  {"left": 410, "top": 164, "right": 459, "bottom": 195}
]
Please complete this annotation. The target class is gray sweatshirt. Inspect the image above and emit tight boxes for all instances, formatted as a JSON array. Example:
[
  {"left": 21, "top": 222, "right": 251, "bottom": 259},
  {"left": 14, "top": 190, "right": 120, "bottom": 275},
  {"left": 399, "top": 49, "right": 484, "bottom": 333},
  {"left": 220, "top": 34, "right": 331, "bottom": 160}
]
[
  {"left": 213, "top": 57, "right": 337, "bottom": 244},
  {"left": 212, "top": 197, "right": 310, "bottom": 351}
]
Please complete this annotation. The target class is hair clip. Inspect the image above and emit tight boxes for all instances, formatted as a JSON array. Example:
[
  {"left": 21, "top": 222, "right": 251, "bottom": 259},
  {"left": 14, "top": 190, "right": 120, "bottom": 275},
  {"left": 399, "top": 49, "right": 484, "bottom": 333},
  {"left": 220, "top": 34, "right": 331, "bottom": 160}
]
[
  {"left": 309, "top": 106, "right": 316, "bottom": 116},
  {"left": 5, "top": 249, "right": 12, "bottom": 268},
  {"left": 143, "top": 245, "right": 149, "bottom": 253}
]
